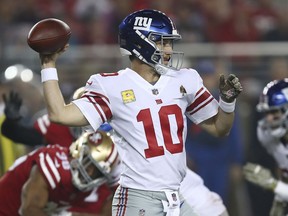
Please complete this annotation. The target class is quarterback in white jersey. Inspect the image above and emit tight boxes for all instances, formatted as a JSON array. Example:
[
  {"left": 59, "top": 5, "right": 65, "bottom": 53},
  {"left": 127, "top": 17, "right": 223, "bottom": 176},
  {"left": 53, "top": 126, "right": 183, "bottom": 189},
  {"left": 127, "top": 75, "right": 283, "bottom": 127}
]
[
  {"left": 243, "top": 79, "right": 288, "bottom": 216},
  {"left": 75, "top": 67, "right": 219, "bottom": 192},
  {"left": 111, "top": 124, "right": 229, "bottom": 216},
  {"left": 39, "top": 9, "right": 242, "bottom": 216}
]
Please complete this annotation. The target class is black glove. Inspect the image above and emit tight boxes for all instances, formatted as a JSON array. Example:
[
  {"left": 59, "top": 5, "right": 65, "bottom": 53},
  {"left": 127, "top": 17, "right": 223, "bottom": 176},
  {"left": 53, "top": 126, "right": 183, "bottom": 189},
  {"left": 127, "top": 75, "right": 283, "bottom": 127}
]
[
  {"left": 2, "top": 91, "right": 22, "bottom": 120},
  {"left": 219, "top": 74, "right": 243, "bottom": 103}
]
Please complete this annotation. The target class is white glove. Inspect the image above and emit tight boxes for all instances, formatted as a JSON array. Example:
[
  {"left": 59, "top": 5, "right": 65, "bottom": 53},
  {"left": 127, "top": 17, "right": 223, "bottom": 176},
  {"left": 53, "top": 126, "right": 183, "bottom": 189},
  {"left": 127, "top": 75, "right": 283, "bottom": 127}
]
[{"left": 243, "top": 162, "right": 277, "bottom": 191}]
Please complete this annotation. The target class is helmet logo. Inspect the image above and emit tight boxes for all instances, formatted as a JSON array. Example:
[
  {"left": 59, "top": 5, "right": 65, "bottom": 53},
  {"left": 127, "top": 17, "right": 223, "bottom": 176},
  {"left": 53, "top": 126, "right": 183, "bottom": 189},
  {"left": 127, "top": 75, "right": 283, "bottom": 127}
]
[
  {"left": 133, "top": 17, "right": 152, "bottom": 31},
  {"left": 88, "top": 132, "right": 103, "bottom": 145}
]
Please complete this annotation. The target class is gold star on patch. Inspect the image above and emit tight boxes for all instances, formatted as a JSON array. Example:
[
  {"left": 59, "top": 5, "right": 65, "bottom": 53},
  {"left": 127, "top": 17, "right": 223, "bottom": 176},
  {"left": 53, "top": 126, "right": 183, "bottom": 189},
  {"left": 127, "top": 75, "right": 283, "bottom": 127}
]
[{"left": 121, "top": 89, "right": 136, "bottom": 104}]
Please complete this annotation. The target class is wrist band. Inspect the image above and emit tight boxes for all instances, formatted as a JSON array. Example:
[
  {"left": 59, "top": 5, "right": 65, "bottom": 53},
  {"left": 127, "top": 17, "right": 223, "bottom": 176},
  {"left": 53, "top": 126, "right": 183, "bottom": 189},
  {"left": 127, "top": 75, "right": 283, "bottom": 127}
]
[
  {"left": 41, "top": 68, "right": 58, "bottom": 82},
  {"left": 219, "top": 97, "right": 236, "bottom": 113},
  {"left": 274, "top": 181, "right": 288, "bottom": 200}
]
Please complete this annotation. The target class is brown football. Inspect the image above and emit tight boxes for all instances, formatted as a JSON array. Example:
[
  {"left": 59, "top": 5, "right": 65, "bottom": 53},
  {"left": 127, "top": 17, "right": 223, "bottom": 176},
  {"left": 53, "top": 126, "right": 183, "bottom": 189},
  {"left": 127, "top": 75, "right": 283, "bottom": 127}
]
[{"left": 27, "top": 18, "right": 71, "bottom": 54}]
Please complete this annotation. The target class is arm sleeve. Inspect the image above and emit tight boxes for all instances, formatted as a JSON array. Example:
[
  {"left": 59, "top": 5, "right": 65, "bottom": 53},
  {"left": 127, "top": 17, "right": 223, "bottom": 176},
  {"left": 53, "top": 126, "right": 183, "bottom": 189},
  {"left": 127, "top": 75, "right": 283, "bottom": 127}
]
[
  {"left": 1, "top": 118, "right": 45, "bottom": 146},
  {"left": 274, "top": 181, "right": 288, "bottom": 201}
]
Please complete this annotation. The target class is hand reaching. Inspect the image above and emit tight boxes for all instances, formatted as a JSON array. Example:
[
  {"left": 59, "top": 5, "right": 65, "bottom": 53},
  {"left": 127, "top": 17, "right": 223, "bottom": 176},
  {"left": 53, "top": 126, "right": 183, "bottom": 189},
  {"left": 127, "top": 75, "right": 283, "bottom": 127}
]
[
  {"left": 219, "top": 74, "right": 243, "bottom": 103},
  {"left": 243, "top": 162, "right": 277, "bottom": 191},
  {"left": 2, "top": 91, "right": 22, "bottom": 120}
]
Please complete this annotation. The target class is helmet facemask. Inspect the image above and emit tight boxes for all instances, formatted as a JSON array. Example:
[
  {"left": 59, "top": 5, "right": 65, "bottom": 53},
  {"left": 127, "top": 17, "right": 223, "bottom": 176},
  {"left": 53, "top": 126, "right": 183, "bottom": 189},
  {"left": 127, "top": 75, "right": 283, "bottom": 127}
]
[
  {"left": 70, "top": 145, "right": 108, "bottom": 192},
  {"left": 148, "top": 33, "right": 184, "bottom": 75},
  {"left": 258, "top": 107, "right": 288, "bottom": 138},
  {"left": 69, "top": 131, "right": 118, "bottom": 191}
]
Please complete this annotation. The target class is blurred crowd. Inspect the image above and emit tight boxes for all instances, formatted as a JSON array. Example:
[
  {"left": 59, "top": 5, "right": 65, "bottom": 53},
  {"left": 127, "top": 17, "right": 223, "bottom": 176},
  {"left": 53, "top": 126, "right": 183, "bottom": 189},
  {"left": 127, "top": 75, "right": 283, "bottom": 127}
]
[
  {"left": 1, "top": 0, "right": 288, "bottom": 79},
  {"left": 1, "top": 0, "right": 288, "bottom": 46}
]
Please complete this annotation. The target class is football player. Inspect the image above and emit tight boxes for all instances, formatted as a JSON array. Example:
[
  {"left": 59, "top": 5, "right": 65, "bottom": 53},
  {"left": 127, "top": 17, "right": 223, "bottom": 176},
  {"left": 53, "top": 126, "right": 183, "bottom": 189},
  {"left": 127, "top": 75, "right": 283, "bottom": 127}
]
[
  {"left": 39, "top": 9, "right": 242, "bottom": 215},
  {"left": 1, "top": 87, "right": 85, "bottom": 147},
  {"left": 0, "top": 130, "right": 121, "bottom": 216},
  {"left": 112, "top": 129, "right": 229, "bottom": 216},
  {"left": 3, "top": 86, "right": 229, "bottom": 216},
  {"left": 243, "top": 79, "right": 288, "bottom": 215}
]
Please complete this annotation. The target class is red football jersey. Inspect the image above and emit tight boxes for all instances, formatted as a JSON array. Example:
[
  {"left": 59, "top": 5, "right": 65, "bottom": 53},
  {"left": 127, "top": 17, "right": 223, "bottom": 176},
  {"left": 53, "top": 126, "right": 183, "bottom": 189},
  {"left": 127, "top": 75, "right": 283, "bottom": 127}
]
[
  {"left": 33, "top": 114, "right": 75, "bottom": 148},
  {"left": 0, "top": 145, "right": 112, "bottom": 216}
]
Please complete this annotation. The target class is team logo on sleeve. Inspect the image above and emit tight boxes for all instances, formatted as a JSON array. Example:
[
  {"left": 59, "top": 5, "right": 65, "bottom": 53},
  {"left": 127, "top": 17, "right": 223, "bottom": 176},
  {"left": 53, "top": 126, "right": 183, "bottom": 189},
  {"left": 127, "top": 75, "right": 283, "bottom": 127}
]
[
  {"left": 121, "top": 89, "right": 136, "bottom": 104},
  {"left": 180, "top": 85, "right": 187, "bottom": 96}
]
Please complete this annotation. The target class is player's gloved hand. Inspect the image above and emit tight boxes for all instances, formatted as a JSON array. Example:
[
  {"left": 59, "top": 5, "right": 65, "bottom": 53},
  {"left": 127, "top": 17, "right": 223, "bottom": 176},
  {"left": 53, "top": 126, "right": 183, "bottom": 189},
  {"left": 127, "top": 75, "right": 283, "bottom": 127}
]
[
  {"left": 2, "top": 91, "right": 22, "bottom": 120},
  {"left": 269, "top": 197, "right": 287, "bottom": 216},
  {"left": 243, "top": 162, "right": 277, "bottom": 191},
  {"left": 219, "top": 74, "right": 243, "bottom": 103}
]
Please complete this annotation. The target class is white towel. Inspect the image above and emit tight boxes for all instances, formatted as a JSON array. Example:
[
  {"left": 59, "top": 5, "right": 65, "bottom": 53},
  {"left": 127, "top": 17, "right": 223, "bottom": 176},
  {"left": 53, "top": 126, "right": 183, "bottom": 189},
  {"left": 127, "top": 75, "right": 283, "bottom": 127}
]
[{"left": 162, "top": 191, "right": 180, "bottom": 216}]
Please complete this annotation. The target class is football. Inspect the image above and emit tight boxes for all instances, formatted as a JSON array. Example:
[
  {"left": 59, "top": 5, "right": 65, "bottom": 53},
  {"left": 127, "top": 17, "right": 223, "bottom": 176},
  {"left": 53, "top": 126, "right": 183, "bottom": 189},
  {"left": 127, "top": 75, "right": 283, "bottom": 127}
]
[{"left": 27, "top": 18, "right": 71, "bottom": 54}]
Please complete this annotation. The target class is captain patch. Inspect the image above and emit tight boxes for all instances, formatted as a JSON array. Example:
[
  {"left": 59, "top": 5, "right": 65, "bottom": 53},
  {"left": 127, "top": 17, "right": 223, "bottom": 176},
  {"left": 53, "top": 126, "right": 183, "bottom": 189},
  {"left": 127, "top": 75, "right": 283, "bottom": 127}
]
[{"left": 121, "top": 89, "right": 136, "bottom": 104}]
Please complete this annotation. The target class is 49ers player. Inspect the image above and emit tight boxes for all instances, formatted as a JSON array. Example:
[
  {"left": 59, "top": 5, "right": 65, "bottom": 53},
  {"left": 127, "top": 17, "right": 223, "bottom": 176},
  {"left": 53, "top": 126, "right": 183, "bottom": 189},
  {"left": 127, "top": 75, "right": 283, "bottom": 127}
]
[
  {"left": 0, "top": 129, "right": 120, "bottom": 216},
  {"left": 1, "top": 87, "right": 85, "bottom": 148}
]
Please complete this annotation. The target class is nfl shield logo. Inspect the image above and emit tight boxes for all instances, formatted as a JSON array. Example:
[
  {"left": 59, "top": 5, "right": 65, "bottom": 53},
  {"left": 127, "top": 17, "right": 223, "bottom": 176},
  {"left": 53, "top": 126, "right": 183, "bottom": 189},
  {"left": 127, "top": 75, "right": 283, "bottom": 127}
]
[
  {"left": 172, "top": 193, "right": 177, "bottom": 201},
  {"left": 139, "top": 209, "right": 145, "bottom": 216},
  {"left": 152, "top": 89, "right": 159, "bottom": 95}
]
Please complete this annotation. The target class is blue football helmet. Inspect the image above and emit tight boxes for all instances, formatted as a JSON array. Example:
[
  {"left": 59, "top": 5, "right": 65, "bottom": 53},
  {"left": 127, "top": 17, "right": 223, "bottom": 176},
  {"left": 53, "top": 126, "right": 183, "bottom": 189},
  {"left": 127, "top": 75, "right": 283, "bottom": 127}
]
[
  {"left": 119, "top": 9, "right": 184, "bottom": 75},
  {"left": 257, "top": 79, "right": 288, "bottom": 138}
]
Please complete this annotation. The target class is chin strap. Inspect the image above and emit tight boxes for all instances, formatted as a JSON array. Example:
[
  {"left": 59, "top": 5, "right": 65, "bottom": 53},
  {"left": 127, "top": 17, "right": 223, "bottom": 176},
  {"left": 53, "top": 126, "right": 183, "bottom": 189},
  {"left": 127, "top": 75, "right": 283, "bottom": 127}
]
[{"left": 155, "top": 64, "right": 169, "bottom": 75}]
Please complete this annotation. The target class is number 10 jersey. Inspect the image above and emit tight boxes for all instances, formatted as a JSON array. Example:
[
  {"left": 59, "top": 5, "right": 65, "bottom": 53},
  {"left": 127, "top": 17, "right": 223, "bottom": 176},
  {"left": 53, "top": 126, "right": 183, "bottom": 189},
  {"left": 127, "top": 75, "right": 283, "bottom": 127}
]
[{"left": 73, "top": 67, "right": 219, "bottom": 191}]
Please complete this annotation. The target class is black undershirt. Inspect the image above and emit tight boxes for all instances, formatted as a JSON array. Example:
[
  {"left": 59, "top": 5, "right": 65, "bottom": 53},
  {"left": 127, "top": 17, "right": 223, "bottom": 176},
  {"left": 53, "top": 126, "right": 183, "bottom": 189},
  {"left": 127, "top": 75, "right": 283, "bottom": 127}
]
[{"left": 1, "top": 118, "right": 45, "bottom": 146}]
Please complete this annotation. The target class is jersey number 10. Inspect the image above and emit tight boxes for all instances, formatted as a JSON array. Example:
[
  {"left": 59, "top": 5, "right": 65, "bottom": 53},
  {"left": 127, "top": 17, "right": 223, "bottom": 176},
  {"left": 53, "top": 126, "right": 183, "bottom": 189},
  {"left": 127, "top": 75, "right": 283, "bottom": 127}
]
[{"left": 137, "top": 104, "right": 184, "bottom": 158}]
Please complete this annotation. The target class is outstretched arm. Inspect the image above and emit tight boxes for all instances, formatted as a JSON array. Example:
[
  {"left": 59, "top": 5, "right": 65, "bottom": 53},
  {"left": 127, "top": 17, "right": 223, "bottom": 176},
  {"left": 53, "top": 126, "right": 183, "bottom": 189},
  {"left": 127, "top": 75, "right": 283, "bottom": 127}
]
[
  {"left": 243, "top": 162, "right": 288, "bottom": 200},
  {"left": 1, "top": 91, "right": 44, "bottom": 145},
  {"left": 39, "top": 46, "right": 88, "bottom": 127},
  {"left": 20, "top": 165, "right": 49, "bottom": 216},
  {"left": 2, "top": 119, "right": 44, "bottom": 145}
]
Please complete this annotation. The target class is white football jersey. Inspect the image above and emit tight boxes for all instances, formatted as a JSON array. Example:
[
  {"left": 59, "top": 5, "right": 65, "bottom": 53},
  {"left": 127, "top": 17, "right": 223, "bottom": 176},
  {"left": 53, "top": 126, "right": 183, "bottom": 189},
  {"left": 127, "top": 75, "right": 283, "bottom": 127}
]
[
  {"left": 257, "top": 122, "right": 288, "bottom": 173},
  {"left": 73, "top": 68, "right": 219, "bottom": 191}
]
